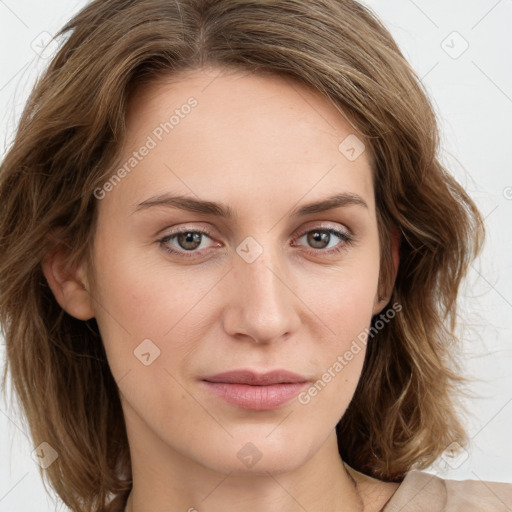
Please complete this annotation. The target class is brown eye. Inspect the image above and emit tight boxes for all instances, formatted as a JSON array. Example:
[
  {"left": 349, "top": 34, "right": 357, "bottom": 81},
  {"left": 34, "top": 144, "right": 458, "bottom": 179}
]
[
  {"left": 175, "top": 231, "right": 203, "bottom": 251},
  {"left": 294, "top": 227, "right": 353, "bottom": 256},
  {"left": 159, "top": 228, "right": 216, "bottom": 258},
  {"left": 306, "top": 230, "right": 331, "bottom": 249}
]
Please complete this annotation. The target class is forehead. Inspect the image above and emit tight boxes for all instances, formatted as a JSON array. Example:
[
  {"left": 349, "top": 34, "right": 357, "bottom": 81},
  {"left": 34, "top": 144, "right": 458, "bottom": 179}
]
[{"left": 107, "top": 66, "right": 375, "bottom": 218}]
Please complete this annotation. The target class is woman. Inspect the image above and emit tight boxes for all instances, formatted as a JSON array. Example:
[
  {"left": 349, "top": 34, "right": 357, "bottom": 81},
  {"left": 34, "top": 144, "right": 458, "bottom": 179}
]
[{"left": 0, "top": 0, "right": 510, "bottom": 511}]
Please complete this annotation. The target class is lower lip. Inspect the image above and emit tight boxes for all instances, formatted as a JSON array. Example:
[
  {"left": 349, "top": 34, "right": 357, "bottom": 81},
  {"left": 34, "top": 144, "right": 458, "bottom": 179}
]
[{"left": 202, "top": 381, "right": 308, "bottom": 410}]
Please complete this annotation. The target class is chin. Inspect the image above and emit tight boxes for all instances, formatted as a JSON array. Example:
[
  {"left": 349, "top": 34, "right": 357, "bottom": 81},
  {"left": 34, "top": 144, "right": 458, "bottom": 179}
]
[{"left": 190, "top": 430, "right": 318, "bottom": 477}]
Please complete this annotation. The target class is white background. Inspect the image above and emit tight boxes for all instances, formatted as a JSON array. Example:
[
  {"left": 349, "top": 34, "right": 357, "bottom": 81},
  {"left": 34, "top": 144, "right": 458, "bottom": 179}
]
[{"left": 0, "top": 1, "right": 511, "bottom": 510}]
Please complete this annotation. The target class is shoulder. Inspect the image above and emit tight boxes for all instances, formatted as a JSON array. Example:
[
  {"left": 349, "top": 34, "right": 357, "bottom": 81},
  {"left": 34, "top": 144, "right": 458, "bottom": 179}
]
[{"left": 383, "top": 470, "right": 512, "bottom": 512}]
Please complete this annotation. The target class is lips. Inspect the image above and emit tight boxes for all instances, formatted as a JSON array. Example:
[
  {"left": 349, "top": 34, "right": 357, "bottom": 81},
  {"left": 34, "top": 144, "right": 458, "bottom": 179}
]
[
  {"left": 200, "top": 369, "right": 309, "bottom": 410},
  {"left": 202, "top": 369, "right": 308, "bottom": 385}
]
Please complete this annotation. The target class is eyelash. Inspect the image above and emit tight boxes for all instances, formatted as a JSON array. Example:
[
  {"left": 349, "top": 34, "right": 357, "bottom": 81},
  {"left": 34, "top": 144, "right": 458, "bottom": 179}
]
[{"left": 157, "top": 226, "right": 354, "bottom": 259}]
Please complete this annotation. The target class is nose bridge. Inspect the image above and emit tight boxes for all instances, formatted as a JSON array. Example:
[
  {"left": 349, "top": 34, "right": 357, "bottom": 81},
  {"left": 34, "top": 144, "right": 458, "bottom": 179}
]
[{"left": 229, "top": 238, "right": 298, "bottom": 342}]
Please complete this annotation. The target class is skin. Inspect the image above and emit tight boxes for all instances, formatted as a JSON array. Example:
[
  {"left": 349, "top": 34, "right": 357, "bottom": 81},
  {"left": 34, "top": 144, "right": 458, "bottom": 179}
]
[{"left": 43, "top": 66, "right": 400, "bottom": 511}]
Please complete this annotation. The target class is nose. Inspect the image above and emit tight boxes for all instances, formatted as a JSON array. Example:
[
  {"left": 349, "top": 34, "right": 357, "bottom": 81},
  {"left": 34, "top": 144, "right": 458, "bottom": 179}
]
[{"left": 222, "top": 243, "right": 301, "bottom": 344}]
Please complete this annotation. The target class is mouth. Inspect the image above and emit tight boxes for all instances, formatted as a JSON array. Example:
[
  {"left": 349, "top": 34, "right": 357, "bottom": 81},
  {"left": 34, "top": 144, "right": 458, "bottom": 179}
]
[{"left": 200, "top": 369, "right": 309, "bottom": 410}]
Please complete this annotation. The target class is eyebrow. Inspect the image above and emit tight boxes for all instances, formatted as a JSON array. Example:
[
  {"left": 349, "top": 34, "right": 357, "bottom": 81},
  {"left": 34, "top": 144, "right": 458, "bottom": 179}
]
[{"left": 132, "top": 192, "right": 368, "bottom": 218}]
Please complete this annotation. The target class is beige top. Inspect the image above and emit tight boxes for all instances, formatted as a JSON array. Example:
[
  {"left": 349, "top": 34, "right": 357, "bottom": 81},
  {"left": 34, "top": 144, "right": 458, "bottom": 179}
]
[{"left": 382, "top": 469, "right": 512, "bottom": 511}]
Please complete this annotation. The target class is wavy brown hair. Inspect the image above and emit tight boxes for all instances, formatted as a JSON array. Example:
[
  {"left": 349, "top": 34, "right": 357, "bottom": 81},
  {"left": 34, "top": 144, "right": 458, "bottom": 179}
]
[{"left": 0, "top": 0, "right": 484, "bottom": 510}]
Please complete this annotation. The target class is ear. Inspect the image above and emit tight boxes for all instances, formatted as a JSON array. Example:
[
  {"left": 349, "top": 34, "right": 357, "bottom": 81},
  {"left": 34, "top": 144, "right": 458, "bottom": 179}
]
[
  {"left": 42, "top": 245, "right": 95, "bottom": 321},
  {"left": 372, "top": 226, "right": 400, "bottom": 315}
]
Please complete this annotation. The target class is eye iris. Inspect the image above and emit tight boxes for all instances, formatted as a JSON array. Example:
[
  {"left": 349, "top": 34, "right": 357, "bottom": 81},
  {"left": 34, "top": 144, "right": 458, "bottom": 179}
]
[
  {"left": 307, "top": 230, "right": 330, "bottom": 249},
  {"left": 177, "top": 232, "right": 202, "bottom": 250}
]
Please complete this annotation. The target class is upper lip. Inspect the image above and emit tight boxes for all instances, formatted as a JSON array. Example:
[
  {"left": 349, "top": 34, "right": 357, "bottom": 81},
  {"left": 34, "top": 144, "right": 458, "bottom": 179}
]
[{"left": 202, "top": 369, "right": 308, "bottom": 385}]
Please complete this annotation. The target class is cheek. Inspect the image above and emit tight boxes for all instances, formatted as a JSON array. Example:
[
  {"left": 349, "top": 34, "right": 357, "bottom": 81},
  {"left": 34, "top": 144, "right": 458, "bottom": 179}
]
[
  {"left": 329, "top": 270, "right": 379, "bottom": 337},
  {"left": 89, "top": 234, "right": 221, "bottom": 377},
  {"left": 318, "top": 246, "right": 381, "bottom": 332},
  {"left": 294, "top": 273, "right": 378, "bottom": 419},
  {"left": 307, "top": 245, "right": 380, "bottom": 391}
]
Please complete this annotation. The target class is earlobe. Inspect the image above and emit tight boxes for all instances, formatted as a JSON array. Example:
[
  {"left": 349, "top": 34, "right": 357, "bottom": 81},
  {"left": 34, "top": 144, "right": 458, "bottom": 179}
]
[
  {"left": 42, "top": 248, "right": 95, "bottom": 321},
  {"left": 372, "top": 226, "right": 401, "bottom": 315}
]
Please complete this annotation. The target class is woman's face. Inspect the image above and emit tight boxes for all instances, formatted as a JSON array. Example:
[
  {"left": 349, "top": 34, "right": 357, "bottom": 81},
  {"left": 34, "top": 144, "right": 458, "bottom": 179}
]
[{"left": 87, "top": 66, "right": 384, "bottom": 475}]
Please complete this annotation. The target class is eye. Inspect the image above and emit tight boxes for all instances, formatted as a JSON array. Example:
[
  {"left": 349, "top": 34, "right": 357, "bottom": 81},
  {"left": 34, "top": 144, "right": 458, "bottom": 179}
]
[
  {"left": 158, "top": 225, "right": 354, "bottom": 259},
  {"left": 293, "top": 227, "right": 354, "bottom": 256},
  {"left": 159, "top": 227, "right": 217, "bottom": 258}
]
